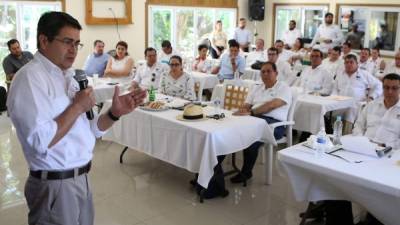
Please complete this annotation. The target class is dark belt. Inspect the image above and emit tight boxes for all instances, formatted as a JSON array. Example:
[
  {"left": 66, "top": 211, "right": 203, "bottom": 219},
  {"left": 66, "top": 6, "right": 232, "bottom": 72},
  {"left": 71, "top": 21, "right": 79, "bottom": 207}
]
[{"left": 30, "top": 161, "right": 91, "bottom": 180}]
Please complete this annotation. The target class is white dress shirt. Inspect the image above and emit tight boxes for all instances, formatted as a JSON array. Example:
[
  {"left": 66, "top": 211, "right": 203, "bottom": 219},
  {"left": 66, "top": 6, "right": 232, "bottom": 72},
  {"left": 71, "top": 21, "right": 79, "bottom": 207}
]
[
  {"left": 359, "top": 60, "right": 375, "bottom": 75},
  {"left": 383, "top": 61, "right": 400, "bottom": 77},
  {"left": 233, "top": 27, "right": 252, "bottom": 45},
  {"left": 246, "top": 50, "right": 266, "bottom": 67},
  {"left": 246, "top": 81, "right": 292, "bottom": 121},
  {"left": 158, "top": 71, "right": 196, "bottom": 101},
  {"left": 311, "top": 23, "right": 343, "bottom": 53},
  {"left": 332, "top": 69, "right": 383, "bottom": 122},
  {"left": 278, "top": 49, "right": 295, "bottom": 63},
  {"left": 7, "top": 52, "right": 105, "bottom": 171},
  {"left": 134, "top": 62, "right": 169, "bottom": 89},
  {"left": 321, "top": 58, "right": 344, "bottom": 78},
  {"left": 158, "top": 49, "right": 181, "bottom": 64},
  {"left": 282, "top": 28, "right": 302, "bottom": 47},
  {"left": 370, "top": 57, "right": 385, "bottom": 78},
  {"left": 276, "top": 59, "right": 297, "bottom": 86},
  {"left": 299, "top": 65, "right": 334, "bottom": 95},
  {"left": 353, "top": 98, "right": 400, "bottom": 149}
]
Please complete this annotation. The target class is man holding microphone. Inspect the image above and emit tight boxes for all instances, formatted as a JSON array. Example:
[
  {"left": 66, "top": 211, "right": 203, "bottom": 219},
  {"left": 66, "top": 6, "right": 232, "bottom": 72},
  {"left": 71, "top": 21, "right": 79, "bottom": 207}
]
[{"left": 7, "top": 11, "right": 146, "bottom": 225}]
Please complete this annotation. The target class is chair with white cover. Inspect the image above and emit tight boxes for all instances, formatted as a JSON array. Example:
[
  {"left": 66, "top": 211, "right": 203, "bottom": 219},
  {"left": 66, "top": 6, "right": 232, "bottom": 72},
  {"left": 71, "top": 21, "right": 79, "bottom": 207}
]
[{"left": 261, "top": 92, "right": 298, "bottom": 185}]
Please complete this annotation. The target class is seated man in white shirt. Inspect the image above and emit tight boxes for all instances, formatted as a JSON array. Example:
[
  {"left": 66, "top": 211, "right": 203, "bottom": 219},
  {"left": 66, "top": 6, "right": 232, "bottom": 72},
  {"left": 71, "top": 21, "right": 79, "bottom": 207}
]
[
  {"left": 325, "top": 73, "right": 400, "bottom": 225},
  {"left": 230, "top": 62, "right": 292, "bottom": 183},
  {"left": 341, "top": 41, "right": 358, "bottom": 60},
  {"left": 133, "top": 47, "right": 169, "bottom": 89},
  {"left": 246, "top": 38, "right": 267, "bottom": 67},
  {"left": 158, "top": 40, "right": 180, "bottom": 64},
  {"left": 332, "top": 54, "right": 383, "bottom": 130},
  {"left": 299, "top": 49, "right": 334, "bottom": 95},
  {"left": 275, "top": 39, "right": 293, "bottom": 62},
  {"left": 383, "top": 51, "right": 400, "bottom": 78},
  {"left": 358, "top": 48, "right": 375, "bottom": 75},
  {"left": 267, "top": 47, "right": 296, "bottom": 86},
  {"left": 322, "top": 46, "right": 344, "bottom": 78},
  {"left": 282, "top": 20, "right": 302, "bottom": 49}
]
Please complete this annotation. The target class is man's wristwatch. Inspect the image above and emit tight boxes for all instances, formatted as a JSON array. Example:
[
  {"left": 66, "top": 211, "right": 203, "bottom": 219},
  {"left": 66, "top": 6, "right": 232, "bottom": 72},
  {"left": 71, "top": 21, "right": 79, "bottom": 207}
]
[{"left": 107, "top": 109, "right": 120, "bottom": 121}]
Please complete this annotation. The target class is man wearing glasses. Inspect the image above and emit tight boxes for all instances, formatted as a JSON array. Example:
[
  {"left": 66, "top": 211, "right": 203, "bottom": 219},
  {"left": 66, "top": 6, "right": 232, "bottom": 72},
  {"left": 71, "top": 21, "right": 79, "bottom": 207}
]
[
  {"left": 267, "top": 47, "right": 296, "bottom": 86},
  {"left": 7, "top": 11, "right": 146, "bottom": 225},
  {"left": 133, "top": 47, "right": 169, "bottom": 89}
]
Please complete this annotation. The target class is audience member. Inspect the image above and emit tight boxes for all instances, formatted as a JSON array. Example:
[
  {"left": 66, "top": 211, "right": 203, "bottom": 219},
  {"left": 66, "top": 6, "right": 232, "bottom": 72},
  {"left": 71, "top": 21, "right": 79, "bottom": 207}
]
[
  {"left": 216, "top": 40, "right": 245, "bottom": 81},
  {"left": 133, "top": 47, "right": 169, "bottom": 89},
  {"left": 210, "top": 20, "right": 228, "bottom": 59},
  {"left": 370, "top": 47, "right": 386, "bottom": 77},
  {"left": 275, "top": 39, "right": 293, "bottom": 62},
  {"left": 193, "top": 44, "right": 213, "bottom": 73},
  {"left": 233, "top": 18, "right": 252, "bottom": 52},
  {"left": 282, "top": 20, "right": 302, "bottom": 49},
  {"left": 358, "top": 48, "right": 375, "bottom": 75},
  {"left": 246, "top": 38, "right": 266, "bottom": 67},
  {"left": 345, "top": 24, "right": 364, "bottom": 49},
  {"left": 310, "top": 13, "right": 343, "bottom": 53},
  {"left": 267, "top": 47, "right": 295, "bottom": 86},
  {"left": 383, "top": 51, "right": 400, "bottom": 77},
  {"left": 341, "top": 42, "right": 358, "bottom": 60},
  {"left": 104, "top": 41, "right": 134, "bottom": 78},
  {"left": 159, "top": 55, "right": 196, "bottom": 100},
  {"left": 299, "top": 49, "right": 334, "bottom": 95},
  {"left": 83, "top": 40, "right": 109, "bottom": 76},
  {"left": 158, "top": 40, "right": 181, "bottom": 64},
  {"left": 321, "top": 46, "right": 344, "bottom": 78},
  {"left": 2, "top": 39, "right": 33, "bottom": 90}
]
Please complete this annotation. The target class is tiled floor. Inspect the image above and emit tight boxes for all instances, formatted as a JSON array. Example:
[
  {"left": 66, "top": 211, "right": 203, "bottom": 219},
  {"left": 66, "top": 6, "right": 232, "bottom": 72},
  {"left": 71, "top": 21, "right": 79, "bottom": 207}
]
[{"left": 0, "top": 114, "right": 310, "bottom": 225}]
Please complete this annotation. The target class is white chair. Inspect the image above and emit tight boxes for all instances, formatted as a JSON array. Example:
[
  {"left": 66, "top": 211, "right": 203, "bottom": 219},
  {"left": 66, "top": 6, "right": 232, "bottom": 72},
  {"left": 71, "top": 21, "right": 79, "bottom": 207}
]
[{"left": 262, "top": 92, "right": 298, "bottom": 185}]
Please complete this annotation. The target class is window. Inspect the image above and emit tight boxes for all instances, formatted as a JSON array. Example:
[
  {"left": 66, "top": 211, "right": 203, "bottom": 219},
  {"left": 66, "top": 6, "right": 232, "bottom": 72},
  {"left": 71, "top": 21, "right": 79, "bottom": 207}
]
[
  {"left": 0, "top": 1, "right": 61, "bottom": 85},
  {"left": 274, "top": 4, "right": 329, "bottom": 43},
  {"left": 338, "top": 5, "right": 400, "bottom": 55},
  {"left": 149, "top": 5, "right": 237, "bottom": 58}
]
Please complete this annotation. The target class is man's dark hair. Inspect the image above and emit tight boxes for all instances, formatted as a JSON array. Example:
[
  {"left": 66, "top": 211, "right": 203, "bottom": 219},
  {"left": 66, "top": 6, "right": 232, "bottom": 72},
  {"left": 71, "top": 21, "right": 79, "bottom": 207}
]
[
  {"left": 383, "top": 73, "right": 400, "bottom": 82},
  {"left": 289, "top": 20, "right": 296, "bottom": 25},
  {"left": 268, "top": 47, "right": 279, "bottom": 55},
  {"left": 239, "top": 18, "right": 246, "bottom": 21},
  {"left": 361, "top": 47, "right": 371, "bottom": 55},
  {"left": 169, "top": 55, "right": 182, "bottom": 65},
  {"left": 37, "top": 11, "right": 82, "bottom": 49},
  {"left": 332, "top": 46, "right": 342, "bottom": 54},
  {"left": 161, "top": 40, "right": 172, "bottom": 48},
  {"left": 144, "top": 47, "right": 157, "bottom": 56},
  {"left": 312, "top": 49, "right": 323, "bottom": 58},
  {"left": 275, "top": 39, "right": 284, "bottom": 45},
  {"left": 325, "top": 12, "right": 334, "bottom": 18},
  {"left": 228, "top": 39, "right": 239, "bottom": 48},
  {"left": 343, "top": 41, "right": 351, "bottom": 48},
  {"left": 7, "top": 39, "right": 19, "bottom": 49},
  {"left": 93, "top": 40, "right": 104, "bottom": 47},
  {"left": 261, "top": 62, "right": 277, "bottom": 72},
  {"left": 344, "top": 54, "right": 358, "bottom": 62},
  {"left": 216, "top": 20, "right": 222, "bottom": 24},
  {"left": 198, "top": 44, "right": 208, "bottom": 51},
  {"left": 296, "top": 38, "right": 304, "bottom": 49}
]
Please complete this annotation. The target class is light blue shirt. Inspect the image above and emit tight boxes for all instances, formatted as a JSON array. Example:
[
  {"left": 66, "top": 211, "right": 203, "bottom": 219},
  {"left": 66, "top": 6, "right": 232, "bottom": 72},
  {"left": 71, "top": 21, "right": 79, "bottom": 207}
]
[
  {"left": 83, "top": 53, "right": 109, "bottom": 76},
  {"left": 218, "top": 53, "right": 246, "bottom": 80}
]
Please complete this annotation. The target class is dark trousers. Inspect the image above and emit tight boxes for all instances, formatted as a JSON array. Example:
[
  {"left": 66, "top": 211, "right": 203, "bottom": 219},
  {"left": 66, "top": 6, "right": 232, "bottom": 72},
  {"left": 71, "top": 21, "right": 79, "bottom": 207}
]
[
  {"left": 210, "top": 46, "right": 224, "bottom": 59},
  {"left": 241, "top": 116, "right": 285, "bottom": 175},
  {"left": 325, "top": 200, "right": 354, "bottom": 225}
]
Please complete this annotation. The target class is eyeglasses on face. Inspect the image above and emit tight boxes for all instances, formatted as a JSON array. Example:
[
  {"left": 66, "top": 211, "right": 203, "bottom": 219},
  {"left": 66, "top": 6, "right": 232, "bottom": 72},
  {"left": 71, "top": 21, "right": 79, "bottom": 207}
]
[
  {"left": 170, "top": 63, "right": 181, "bottom": 67},
  {"left": 54, "top": 37, "right": 83, "bottom": 50},
  {"left": 383, "top": 85, "right": 400, "bottom": 91}
]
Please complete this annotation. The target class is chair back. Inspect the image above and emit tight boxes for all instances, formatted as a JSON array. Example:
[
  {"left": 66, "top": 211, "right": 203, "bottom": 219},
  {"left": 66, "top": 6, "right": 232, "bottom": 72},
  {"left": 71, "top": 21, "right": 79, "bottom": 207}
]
[
  {"left": 194, "top": 81, "right": 201, "bottom": 101},
  {"left": 223, "top": 84, "right": 249, "bottom": 110}
]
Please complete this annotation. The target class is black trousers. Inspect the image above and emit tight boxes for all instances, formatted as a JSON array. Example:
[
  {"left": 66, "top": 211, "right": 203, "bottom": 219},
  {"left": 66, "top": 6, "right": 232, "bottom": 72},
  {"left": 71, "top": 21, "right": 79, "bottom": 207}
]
[{"left": 325, "top": 200, "right": 354, "bottom": 225}]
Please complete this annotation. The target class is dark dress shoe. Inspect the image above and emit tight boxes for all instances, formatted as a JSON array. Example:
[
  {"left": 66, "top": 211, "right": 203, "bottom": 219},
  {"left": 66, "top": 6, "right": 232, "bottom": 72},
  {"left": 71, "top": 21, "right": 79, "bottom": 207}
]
[{"left": 230, "top": 172, "right": 252, "bottom": 183}]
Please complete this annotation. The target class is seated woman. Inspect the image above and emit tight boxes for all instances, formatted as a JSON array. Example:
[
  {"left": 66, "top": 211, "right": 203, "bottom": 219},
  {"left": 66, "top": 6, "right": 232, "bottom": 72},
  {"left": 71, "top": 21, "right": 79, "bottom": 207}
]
[
  {"left": 159, "top": 55, "right": 196, "bottom": 101},
  {"left": 288, "top": 38, "right": 307, "bottom": 66},
  {"left": 104, "top": 41, "right": 134, "bottom": 78},
  {"left": 192, "top": 44, "right": 213, "bottom": 73}
]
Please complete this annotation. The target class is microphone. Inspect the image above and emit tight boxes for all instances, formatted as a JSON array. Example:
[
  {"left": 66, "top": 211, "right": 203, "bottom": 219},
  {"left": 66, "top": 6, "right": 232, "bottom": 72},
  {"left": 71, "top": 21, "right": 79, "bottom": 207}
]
[{"left": 74, "top": 69, "right": 94, "bottom": 120}]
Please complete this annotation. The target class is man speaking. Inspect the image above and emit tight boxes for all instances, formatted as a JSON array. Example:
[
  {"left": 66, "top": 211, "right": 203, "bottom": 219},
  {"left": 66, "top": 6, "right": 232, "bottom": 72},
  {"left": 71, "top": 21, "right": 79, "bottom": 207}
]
[{"left": 7, "top": 11, "right": 146, "bottom": 225}]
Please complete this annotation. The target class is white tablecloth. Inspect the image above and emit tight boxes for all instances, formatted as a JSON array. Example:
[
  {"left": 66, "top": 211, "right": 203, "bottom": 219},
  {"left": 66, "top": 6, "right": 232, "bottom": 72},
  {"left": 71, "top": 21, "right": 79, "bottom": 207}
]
[
  {"left": 278, "top": 145, "right": 400, "bottom": 225},
  {"left": 191, "top": 71, "right": 219, "bottom": 90},
  {"left": 293, "top": 94, "right": 355, "bottom": 134},
  {"left": 101, "top": 96, "right": 276, "bottom": 188},
  {"left": 242, "top": 68, "right": 260, "bottom": 81},
  {"left": 90, "top": 77, "right": 132, "bottom": 103}
]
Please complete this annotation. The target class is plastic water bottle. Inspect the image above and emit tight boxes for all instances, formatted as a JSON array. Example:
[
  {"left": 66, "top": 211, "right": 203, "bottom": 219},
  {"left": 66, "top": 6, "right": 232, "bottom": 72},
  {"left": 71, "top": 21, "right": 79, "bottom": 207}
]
[
  {"left": 234, "top": 70, "right": 239, "bottom": 80},
  {"left": 315, "top": 127, "right": 327, "bottom": 157},
  {"left": 213, "top": 97, "right": 221, "bottom": 115},
  {"left": 333, "top": 116, "right": 343, "bottom": 145}
]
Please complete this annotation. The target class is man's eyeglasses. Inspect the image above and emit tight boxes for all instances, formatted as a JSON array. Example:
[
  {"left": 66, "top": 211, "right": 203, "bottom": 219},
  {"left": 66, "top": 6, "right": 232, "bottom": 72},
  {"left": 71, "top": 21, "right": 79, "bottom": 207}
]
[
  {"left": 170, "top": 63, "right": 181, "bottom": 67},
  {"left": 383, "top": 85, "right": 400, "bottom": 91},
  {"left": 54, "top": 37, "right": 84, "bottom": 50},
  {"left": 151, "top": 73, "right": 156, "bottom": 82}
]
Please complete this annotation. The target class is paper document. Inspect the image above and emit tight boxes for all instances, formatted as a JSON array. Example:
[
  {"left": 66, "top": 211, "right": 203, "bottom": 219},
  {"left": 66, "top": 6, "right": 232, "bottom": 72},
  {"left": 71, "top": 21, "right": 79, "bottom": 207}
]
[{"left": 340, "top": 136, "right": 378, "bottom": 157}]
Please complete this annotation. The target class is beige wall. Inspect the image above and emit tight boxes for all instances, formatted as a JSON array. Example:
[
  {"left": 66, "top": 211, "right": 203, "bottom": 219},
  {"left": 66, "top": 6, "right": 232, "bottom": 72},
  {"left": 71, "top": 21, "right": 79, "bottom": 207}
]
[{"left": 65, "top": 0, "right": 400, "bottom": 69}]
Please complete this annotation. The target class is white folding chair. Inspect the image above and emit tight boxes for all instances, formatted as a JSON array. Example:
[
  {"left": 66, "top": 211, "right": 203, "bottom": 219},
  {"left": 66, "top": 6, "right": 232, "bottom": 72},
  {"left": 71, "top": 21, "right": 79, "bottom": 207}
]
[{"left": 261, "top": 92, "right": 298, "bottom": 185}]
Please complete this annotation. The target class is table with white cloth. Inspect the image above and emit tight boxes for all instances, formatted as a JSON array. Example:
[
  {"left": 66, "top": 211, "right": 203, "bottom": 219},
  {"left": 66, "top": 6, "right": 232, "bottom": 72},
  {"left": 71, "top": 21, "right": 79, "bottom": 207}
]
[
  {"left": 190, "top": 71, "right": 219, "bottom": 99},
  {"left": 242, "top": 67, "right": 260, "bottom": 81},
  {"left": 293, "top": 94, "right": 355, "bottom": 134},
  {"left": 89, "top": 77, "right": 132, "bottom": 103},
  {"left": 100, "top": 95, "right": 276, "bottom": 188},
  {"left": 278, "top": 144, "right": 400, "bottom": 225}
]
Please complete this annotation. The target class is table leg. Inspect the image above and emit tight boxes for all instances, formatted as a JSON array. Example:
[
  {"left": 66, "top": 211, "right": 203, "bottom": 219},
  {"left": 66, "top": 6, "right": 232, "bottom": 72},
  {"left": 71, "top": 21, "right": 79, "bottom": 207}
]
[
  {"left": 120, "top": 146, "right": 129, "bottom": 163},
  {"left": 264, "top": 144, "right": 273, "bottom": 185}
]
